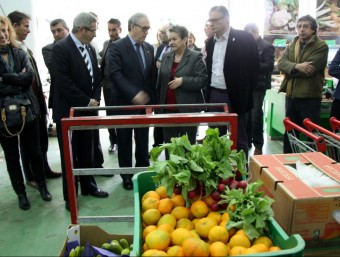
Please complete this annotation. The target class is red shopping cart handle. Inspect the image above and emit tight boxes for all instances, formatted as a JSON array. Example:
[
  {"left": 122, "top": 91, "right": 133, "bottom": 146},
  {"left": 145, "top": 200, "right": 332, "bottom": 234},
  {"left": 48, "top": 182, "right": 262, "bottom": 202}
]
[
  {"left": 304, "top": 118, "right": 340, "bottom": 142},
  {"left": 330, "top": 116, "right": 340, "bottom": 132},
  {"left": 283, "top": 117, "right": 327, "bottom": 152}
]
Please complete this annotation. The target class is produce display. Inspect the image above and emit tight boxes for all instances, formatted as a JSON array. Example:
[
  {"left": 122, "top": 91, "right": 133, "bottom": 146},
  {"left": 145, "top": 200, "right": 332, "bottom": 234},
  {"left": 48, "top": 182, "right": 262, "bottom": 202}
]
[{"left": 141, "top": 129, "right": 281, "bottom": 256}]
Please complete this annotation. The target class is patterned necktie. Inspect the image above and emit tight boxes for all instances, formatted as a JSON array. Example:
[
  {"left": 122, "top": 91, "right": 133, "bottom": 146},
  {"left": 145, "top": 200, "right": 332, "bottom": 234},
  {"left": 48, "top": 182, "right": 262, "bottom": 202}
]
[
  {"left": 135, "top": 43, "right": 145, "bottom": 71},
  {"left": 79, "top": 45, "right": 93, "bottom": 77}
]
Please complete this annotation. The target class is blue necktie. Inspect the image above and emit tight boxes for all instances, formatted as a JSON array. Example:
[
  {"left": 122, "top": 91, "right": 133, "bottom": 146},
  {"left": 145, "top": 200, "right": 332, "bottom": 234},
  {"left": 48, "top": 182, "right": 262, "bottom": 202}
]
[
  {"left": 135, "top": 43, "right": 145, "bottom": 71},
  {"left": 79, "top": 46, "right": 93, "bottom": 77}
]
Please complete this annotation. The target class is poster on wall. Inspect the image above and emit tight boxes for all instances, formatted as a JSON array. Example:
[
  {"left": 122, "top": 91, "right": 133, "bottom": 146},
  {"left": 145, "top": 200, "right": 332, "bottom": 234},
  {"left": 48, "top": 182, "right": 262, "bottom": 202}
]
[
  {"left": 316, "top": 0, "right": 340, "bottom": 36},
  {"left": 264, "top": 0, "right": 299, "bottom": 35}
]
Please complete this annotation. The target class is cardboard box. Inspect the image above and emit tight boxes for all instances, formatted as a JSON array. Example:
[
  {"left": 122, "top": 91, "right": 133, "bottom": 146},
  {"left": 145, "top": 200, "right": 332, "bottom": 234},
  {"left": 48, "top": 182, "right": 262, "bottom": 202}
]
[
  {"left": 249, "top": 152, "right": 340, "bottom": 248},
  {"left": 58, "top": 225, "right": 133, "bottom": 257}
]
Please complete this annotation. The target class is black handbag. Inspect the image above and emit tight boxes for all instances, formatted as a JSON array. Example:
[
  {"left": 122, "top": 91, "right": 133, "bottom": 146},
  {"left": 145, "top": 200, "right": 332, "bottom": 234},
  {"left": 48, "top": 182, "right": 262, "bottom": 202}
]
[{"left": 0, "top": 92, "right": 35, "bottom": 136}]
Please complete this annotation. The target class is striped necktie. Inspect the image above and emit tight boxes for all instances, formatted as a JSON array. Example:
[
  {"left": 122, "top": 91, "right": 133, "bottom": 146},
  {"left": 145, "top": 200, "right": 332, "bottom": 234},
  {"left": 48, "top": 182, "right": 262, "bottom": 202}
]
[{"left": 79, "top": 45, "right": 93, "bottom": 77}]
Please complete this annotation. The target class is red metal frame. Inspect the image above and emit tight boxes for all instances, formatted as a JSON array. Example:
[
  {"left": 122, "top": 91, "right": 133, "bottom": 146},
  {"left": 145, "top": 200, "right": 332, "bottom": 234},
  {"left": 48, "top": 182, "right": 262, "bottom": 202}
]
[
  {"left": 61, "top": 104, "right": 238, "bottom": 224},
  {"left": 283, "top": 117, "right": 327, "bottom": 153},
  {"left": 304, "top": 118, "right": 340, "bottom": 142},
  {"left": 330, "top": 116, "right": 340, "bottom": 132}
]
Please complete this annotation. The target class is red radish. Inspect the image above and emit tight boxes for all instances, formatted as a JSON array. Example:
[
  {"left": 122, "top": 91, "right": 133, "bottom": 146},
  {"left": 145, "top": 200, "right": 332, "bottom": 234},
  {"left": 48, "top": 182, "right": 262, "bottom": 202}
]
[
  {"left": 188, "top": 190, "right": 197, "bottom": 199},
  {"left": 229, "top": 180, "right": 239, "bottom": 189},
  {"left": 173, "top": 185, "right": 182, "bottom": 195},
  {"left": 211, "top": 191, "right": 221, "bottom": 201},
  {"left": 210, "top": 202, "right": 219, "bottom": 212},
  {"left": 235, "top": 170, "right": 243, "bottom": 181},
  {"left": 219, "top": 202, "right": 227, "bottom": 209},
  {"left": 238, "top": 180, "right": 248, "bottom": 190},
  {"left": 220, "top": 177, "right": 233, "bottom": 185},
  {"left": 218, "top": 183, "right": 226, "bottom": 192}
]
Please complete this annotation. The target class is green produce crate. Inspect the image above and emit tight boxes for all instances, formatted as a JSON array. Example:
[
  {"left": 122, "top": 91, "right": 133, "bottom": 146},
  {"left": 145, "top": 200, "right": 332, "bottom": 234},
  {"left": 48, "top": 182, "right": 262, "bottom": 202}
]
[{"left": 131, "top": 171, "right": 306, "bottom": 257}]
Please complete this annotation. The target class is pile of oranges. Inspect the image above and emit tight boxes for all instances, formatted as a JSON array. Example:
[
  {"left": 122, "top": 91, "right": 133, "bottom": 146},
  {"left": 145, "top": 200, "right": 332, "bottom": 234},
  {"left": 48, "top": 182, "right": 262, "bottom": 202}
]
[{"left": 140, "top": 186, "right": 281, "bottom": 256}]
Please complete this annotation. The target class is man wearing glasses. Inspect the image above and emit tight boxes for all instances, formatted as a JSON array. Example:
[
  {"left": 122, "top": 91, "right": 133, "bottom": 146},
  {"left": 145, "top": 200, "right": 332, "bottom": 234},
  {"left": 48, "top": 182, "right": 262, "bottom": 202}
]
[
  {"left": 108, "top": 13, "right": 156, "bottom": 190},
  {"left": 278, "top": 15, "right": 328, "bottom": 153},
  {"left": 52, "top": 12, "right": 109, "bottom": 211},
  {"left": 205, "top": 5, "right": 260, "bottom": 158}
]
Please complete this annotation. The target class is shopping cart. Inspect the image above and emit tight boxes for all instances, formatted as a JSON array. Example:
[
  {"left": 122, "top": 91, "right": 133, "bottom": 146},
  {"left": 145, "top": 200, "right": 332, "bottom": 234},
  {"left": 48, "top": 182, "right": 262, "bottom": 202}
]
[
  {"left": 303, "top": 118, "right": 340, "bottom": 162},
  {"left": 283, "top": 117, "right": 327, "bottom": 153}
]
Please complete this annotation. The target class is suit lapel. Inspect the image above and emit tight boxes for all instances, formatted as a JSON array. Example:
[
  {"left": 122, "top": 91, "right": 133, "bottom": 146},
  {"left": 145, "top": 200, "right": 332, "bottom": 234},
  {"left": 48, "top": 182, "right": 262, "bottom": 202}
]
[
  {"left": 125, "top": 37, "right": 144, "bottom": 76},
  {"left": 175, "top": 48, "right": 190, "bottom": 73}
]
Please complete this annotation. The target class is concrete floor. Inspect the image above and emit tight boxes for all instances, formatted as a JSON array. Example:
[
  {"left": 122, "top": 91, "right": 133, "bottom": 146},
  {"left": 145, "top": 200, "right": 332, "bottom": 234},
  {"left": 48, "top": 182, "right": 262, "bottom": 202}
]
[{"left": 0, "top": 127, "right": 283, "bottom": 256}]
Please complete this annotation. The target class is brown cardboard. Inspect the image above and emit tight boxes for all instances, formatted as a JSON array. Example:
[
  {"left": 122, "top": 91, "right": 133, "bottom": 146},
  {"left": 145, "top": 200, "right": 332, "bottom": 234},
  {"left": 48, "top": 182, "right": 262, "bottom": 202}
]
[
  {"left": 58, "top": 225, "right": 133, "bottom": 257},
  {"left": 249, "top": 152, "right": 340, "bottom": 248}
]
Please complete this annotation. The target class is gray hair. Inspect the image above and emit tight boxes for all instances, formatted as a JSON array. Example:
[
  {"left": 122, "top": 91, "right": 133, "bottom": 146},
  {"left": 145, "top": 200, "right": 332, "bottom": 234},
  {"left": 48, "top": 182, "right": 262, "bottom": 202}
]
[
  {"left": 168, "top": 25, "right": 188, "bottom": 39},
  {"left": 128, "top": 12, "right": 148, "bottom": 32},
  {"left": 72, "top": 12, "right": 96, "bottom": 33},
  {"left": 209, "top": 6, "right": 230, "bottom": 18}
]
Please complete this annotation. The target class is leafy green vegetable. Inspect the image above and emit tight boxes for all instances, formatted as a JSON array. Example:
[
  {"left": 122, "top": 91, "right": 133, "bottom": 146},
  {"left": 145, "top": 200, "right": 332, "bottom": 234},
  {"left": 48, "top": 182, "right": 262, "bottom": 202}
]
[
  {"left": 219, "top": 180, "right": 275, "bottom": 240},
  {"left": 148, "top": 128, "right": 247, "bottom": 205}
]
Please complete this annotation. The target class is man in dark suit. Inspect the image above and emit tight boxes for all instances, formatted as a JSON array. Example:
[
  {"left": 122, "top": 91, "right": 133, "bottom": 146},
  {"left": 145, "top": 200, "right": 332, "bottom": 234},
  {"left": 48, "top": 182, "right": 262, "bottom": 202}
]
[
  {"left": 51, "top": 12, "right": 108, "bottom": 211},
  {"left": 108, "top": 12, "right": 157, "bottom": 190},
  {"left": 99, "top": 18, "right": 122, "bottom": 154},
  {"left": 205, "top": 6, "right": 260, "bottom": 158},
  {"left": 8, "top": 11, "right": 62, "bottom": 190},
  {"left": 42, "top": 19, "right": 69, "bottom": 110}
]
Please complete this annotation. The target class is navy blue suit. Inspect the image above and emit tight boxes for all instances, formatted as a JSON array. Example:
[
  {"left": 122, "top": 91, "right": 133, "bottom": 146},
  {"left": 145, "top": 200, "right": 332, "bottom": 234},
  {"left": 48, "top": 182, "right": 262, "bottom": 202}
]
[
  {"left": 108, "top": 35, "right": 157, "bottom": 179},
  {"left": 51, "top": 35, "right": 102, "bottom": 201}
]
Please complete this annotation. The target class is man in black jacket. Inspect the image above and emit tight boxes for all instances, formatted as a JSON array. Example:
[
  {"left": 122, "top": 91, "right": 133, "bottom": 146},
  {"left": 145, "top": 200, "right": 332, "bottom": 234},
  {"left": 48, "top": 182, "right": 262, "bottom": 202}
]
[{"left": 244, "top": 23, "right": 275, "bottom": 155}]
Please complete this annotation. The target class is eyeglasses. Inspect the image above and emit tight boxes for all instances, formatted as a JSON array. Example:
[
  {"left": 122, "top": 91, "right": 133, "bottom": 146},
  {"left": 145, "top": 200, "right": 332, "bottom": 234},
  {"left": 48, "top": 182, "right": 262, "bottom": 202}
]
[
  {"left": 83, "top": 27, "right": 97, "bottom": 33},
  {"left": 134, "top": 24, "right": 151, "bottom": 32},
  {"left": 207, "top": 17, "right": 225, "bottom": 24},
  {"left": 296, "top": 24, "right": 311, "bottom": 30}
]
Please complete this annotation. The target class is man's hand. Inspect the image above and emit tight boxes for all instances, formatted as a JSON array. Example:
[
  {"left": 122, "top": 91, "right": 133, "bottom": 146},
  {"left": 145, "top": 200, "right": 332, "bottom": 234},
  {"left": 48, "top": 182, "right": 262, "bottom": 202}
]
[
  {"left": 89, "top": 98, "right": 99, "bottom": 106},
  {"left": 295, "top": 62, "right": 315, "bottom": 76},
  {"left": 156, "top": 60, "right": 161, "bottom": 69},
  {"left": 132, "top": 90, "right": 150, "bottom": 105}
]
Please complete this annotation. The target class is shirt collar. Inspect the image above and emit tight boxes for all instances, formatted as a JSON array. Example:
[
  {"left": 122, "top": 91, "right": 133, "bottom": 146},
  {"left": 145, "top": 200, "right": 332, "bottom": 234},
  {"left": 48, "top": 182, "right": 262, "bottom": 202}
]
[{"left": 70, "top": 32, "right": 85, "bottom": 49}]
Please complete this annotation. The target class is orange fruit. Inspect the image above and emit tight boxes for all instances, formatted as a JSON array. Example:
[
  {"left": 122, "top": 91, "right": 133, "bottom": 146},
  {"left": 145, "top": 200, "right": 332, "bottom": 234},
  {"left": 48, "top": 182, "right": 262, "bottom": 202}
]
[
  {"left": 176, "top": 218, "right": 194, "bottom": 230},
  {"left": 208, "top": 225, "right": 229, "bottom": 243},
  {"left": 171, "top": 195, "right": 186, "bottom": 207},
  {"left": 142, "top": 249, "right": 168, "bottom": 256},
  {"left": 145, "top": 229, "right": 170, "bottom": 250},
  {"left": 228, "top": 204, "right": 236, "bottom": 212},
  {"left": 252, "top": 236, "right": 273, "bottom": 248},
  {"left": 244, "top": 247, "right": 258, "bottom": 254},
  {"left": 190, "top": 229, "right": 201, "bottom": 239},
  {"left": 221, "top": 212, "right": 230, "bottom": 222},
  {"left": 158, "top": 223, "right": 174, "bottom": 234},
  {"left": 142, "top": 191, "right": 160, "bottom": 203},
  {"left": 219, "top": 219, "right": 228, "bottom": 227},
  {"left": 195, "top": 217, "right": 217, "bottom": 238},
  {"left": 235, "top": 229, "right": 247, "bottom": 237},
  {"left": 156, "top": 185, "right": 168, "bottom": 199},
  {"left": 171, "top": 206, "right": 190, "bottom": 220},
  {"left": 158, "top": 198, "right": 174, "bottom": 214},
  {"left": 171, "top": 228, "right": 194, "bottom": 246},
  {"left": 269, "top": 246, "right": 281, "bottom": 252},
  {"left": 142, "top": 242, "right": 149, "bottom": 252},
  {"left": 229, "top": 234, "right": 251, "bottom": 248},
  {"left": 157, "top": 213, "right": 177, "bottom": 228},
  {"left": 143, "top": 225, "right": 157, "bottom": 239},
  {"left": 191, "top": 200, "right": 209, "bottom": 218},
  {"left": 207, "top": 211, "right": 222, "bottom": 223},
  {"left": 167, "top": 245, "right": 184, "bottom": 256},
  {"left": 142, "top": 208, "right": 161, "bottom": 226},
  {"left": 251, "top": 243, "right": 269, "bottom": 252},
  {"left": 182, "top": 237, "right": 210, "bottom": 257},
  {"left": 209, "top": 241, "right": 228, "bottom": 257},
  {"left": 142, "top": 197, "right": 160, "bottom": 211},
  {"left": 229, "top": 246, "right": 247, "bottom": 256},
  {"left": 201, "top": 195, "right": 215, "bottom": 207}
]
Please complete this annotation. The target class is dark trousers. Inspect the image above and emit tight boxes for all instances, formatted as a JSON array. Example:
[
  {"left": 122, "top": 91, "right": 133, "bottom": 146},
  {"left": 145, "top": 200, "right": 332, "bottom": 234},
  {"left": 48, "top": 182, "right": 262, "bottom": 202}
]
[
  {"left": 20, "top": 114, "right": 50, "bottom": 181},
  {"left": 117, "top": 127, "right": 150, "bottom": 181},
  {"left": 103, "top": 86, "right": 117, "bottom": 145},
  {"left": 331, "top": 99, "right": 340, "bottom": 120},
  {"left": 284, "top": 97, "right": 321, "bottom": 153},
  {"left": 208, "top": 88, "right": 248, "bottom": 158},
  {"left": 56, "top": 123, "right": 98, "bottom": 202},
  {"left": 153, "top": 126, "right": 164, "bottom": 147},
  {"left": 246, "top": 90, "right": 266, "bottom": 149},
  {"left": 0, "top": 118, "right": 46, "bottom": 195}
]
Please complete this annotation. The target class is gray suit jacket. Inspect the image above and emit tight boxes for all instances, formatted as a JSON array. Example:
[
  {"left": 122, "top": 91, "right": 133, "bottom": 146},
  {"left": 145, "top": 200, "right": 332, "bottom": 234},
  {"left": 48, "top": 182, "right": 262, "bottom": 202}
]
[{"left": 157, "top": 47, "right": 207, "bottom": 113}]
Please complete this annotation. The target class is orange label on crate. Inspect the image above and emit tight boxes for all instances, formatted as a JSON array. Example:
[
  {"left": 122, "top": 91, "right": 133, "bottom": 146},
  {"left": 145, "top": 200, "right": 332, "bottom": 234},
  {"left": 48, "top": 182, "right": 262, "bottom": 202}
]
[{"left": 324, "top": 222, "right": 340, "bottom": 240}]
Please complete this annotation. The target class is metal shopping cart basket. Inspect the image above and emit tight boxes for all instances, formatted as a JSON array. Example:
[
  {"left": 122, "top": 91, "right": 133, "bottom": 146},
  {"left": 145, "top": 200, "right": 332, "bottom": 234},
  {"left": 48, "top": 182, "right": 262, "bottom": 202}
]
[
  {"left": 61, "top": 104, "right": 238, "bottom": 224},
  {"left": 304, "top": 118, "right": 340, "bottom": 162},
  {"left": 283, "top": 117, "right": 327, "bottom": 153}
]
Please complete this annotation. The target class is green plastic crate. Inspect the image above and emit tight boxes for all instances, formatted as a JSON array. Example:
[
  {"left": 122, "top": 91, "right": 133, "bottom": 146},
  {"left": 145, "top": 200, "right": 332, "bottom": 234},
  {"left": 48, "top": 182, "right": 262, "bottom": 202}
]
[{"left": 131, "top": 171, "right": 306, "bottom": 257}]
